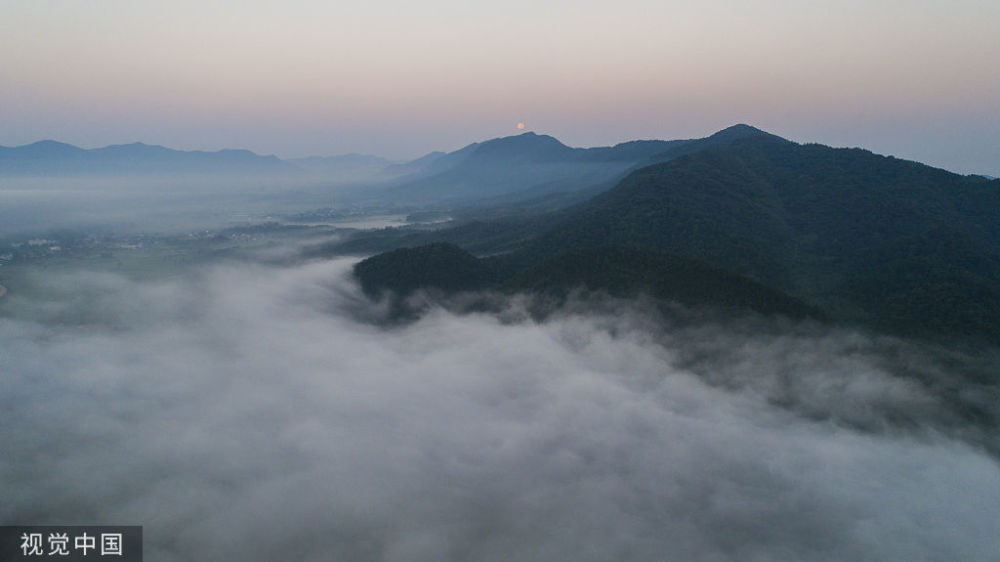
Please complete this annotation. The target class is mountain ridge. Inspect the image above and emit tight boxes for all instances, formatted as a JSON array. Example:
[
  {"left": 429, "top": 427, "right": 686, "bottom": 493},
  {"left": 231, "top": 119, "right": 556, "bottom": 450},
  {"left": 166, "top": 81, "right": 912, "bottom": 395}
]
[
  {"left": 377, "top": 126, "right": 773, "bottom": 205},
  {"left": 0, "top": 140, "right": 290, "bottom": 175},
  {"left": 347, "top": 126, "right": 1000, "bottom": 343}
]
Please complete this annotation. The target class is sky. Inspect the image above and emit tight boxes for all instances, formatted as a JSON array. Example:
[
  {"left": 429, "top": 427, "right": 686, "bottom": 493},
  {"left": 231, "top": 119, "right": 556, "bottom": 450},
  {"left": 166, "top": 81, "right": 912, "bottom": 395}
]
[{"left": 1, "top": 0, "right": 998, "bottom": 174}]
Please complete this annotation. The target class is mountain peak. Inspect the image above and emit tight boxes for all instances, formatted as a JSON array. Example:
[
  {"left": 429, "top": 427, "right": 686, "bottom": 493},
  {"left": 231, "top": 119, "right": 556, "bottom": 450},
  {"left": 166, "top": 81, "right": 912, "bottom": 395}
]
[
  {"left": 647, "top": 124, "right": 787, "bottom": 163},
  {"left": 3, "top": 140, "right": 85, "bottom": 158},
  {"left": 26, "top": 139, "right": 81, "bottom": 150},
  {"left": 482, "top": 131, "right": 565, "bottom": 146},
  {"left": 30, "top": 139, "right": 77, "bottom": 148},
  {"left": 471, "top": 132, "right": 573, "bottom": 161},
  {"left": 720, "top": 123, "right": 765, "bottom": 133},
  {"left": 707, "top": 124, "right": 785, "bottom": 143},
  {"left": 98, "top": 141, "right": 169, "bottom": 152}
]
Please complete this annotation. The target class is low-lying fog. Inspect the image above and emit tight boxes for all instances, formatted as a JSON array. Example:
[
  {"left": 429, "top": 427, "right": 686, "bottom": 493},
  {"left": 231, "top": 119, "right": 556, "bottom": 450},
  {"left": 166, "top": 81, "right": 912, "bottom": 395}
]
[
  {"left": 2, "top": 252, "right": 998, "bottom": 561},
  {"left": 0, "top": 176, "right": 373, "bottom": 235}
]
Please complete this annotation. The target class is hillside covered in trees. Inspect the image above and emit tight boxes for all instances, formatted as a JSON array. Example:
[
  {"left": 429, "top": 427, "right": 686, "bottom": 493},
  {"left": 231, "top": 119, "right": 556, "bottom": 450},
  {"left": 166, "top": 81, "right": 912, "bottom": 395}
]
[{"left": 350, "top": 126, "right": 1000, "bottom": 343}]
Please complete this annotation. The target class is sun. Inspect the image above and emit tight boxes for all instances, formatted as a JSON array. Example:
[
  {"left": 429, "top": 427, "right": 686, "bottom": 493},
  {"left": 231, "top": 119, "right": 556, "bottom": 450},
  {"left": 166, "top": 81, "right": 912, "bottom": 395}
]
[{"left": 516, "top": 122, "right": 525, "bottom": 130}]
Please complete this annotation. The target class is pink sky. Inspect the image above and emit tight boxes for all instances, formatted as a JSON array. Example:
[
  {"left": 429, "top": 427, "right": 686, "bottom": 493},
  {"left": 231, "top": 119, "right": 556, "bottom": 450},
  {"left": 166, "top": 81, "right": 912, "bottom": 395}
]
[{"left": 2, "top": 0, "right": 998, "bottom": 174}]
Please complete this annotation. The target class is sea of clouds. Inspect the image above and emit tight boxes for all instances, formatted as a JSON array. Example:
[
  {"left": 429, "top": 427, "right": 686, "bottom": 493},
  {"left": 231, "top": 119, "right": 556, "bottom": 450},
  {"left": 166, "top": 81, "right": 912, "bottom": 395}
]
[{"left": 1, "top": 257, "right": 998, "bottom": 561}]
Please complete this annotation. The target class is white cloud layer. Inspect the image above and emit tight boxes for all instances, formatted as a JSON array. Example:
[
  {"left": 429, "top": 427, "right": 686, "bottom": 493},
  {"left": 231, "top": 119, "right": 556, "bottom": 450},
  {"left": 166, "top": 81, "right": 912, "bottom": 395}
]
[{"left": 1, "top": 258, "right": 998, "bottom": 561}]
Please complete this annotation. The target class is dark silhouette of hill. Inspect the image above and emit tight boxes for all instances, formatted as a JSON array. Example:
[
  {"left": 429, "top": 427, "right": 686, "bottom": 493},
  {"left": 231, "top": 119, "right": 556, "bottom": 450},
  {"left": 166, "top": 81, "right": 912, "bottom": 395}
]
[
  {"left": 354, "top": 243, "right": 496, "bottom": 297},
  {"left": 353, "top": 243, "right": 820, "bottom": 319},
  {"left": 648, "top": 123, "right": 786, "bottom": 162},
  {"left": 0, "top": 140, "right": 292, "bottom": 176},
  {"left": 505, "top": 245, "right": 821, "bottom": 318},
  {"left": 518, "top": 134, "right": 1000, "bottom": 340}
]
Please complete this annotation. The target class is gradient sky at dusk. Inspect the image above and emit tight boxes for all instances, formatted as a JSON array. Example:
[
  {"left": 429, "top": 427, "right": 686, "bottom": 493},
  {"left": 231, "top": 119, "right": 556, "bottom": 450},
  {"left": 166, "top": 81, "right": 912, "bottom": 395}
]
[{"left": 2, "top": 0, "right": 998, "bottom": 174}]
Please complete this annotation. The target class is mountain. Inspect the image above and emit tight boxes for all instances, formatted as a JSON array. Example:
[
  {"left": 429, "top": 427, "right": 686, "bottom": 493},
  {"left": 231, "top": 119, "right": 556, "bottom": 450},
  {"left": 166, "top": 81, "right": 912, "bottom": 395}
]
[
  {"left": 354, "top": 242, "right": 497, "bottom": 297},
  {"left": 381, "top": 131, "right": 692, "bottom": 205},
  {"left": 647, "top": 123, "right": 784, "bottom": 161},
  {"left": 0, "top": 140, "right": 292, "bottom": 176},
  {"left": 349, "top": 125, "right": 1000, "bottom": 342},
  {"left": 519, "top": 134, "right": 1000, "bottom": 340},
  {"left": 353, "top": 243, "right": 820, "bottom": 320},
  {"left": 384, "top": 150, "right": 448, "bottom": 176},
  {"left": 463, "top": 132, "right": 577, "bottom": 162}
]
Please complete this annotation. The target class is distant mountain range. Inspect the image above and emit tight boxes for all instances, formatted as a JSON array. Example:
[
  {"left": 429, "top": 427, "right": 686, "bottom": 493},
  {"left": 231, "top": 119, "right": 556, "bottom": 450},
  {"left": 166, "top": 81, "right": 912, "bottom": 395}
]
[
  {"left": 350, "top": 125, "right": 1000, "bottom": 343},
  {"left": 377, "top": 131, "right": 689, "bottom": 204},
  {"left": 0, "top": 140, "right": 292, "bottom": 175},
  {"left": 0, "top": 130, "right": 776, "bottom": 210},
  {"left": 1, "top": 130, "right": 757, "bottom": 202},
  {"left": 0, "top": 134, "right": 681, "bottom": 196}
]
